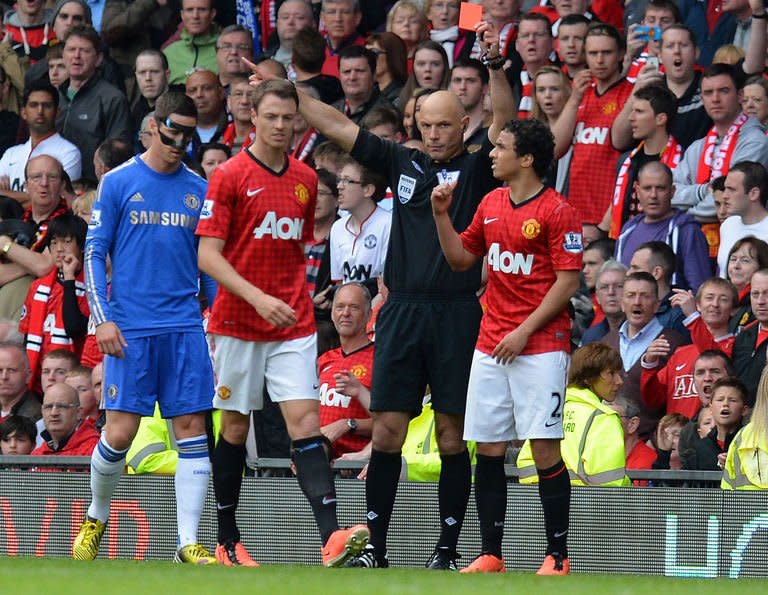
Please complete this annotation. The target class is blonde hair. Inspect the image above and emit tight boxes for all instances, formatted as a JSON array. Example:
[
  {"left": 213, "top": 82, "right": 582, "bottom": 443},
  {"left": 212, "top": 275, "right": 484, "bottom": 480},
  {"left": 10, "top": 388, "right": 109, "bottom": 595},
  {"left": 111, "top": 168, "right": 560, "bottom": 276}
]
[
  {"left": 529, "top": 66, "right": 572, "bottom": 126},
  {"left": 387, "top": 1, "right": 428, "bottom": 35},
  {"left": 712, "top": 44, "right": 745, "bottom": 65},
  {"left": 72, "top": 190, "right": 96, "bottom": 218},
  {"left": 752, "top": 366, "right": 768, "bottom": 443}
]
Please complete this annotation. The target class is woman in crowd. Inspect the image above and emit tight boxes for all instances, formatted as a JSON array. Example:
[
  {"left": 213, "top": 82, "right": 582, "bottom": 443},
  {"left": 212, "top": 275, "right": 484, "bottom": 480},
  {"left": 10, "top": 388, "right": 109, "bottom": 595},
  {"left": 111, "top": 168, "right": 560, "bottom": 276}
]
[
  {"left": 402, "top": 87, "right": 437, "bottom": 145},
  {"left": 366, "top": 32, "right": 409, "bottom": 107},
  {"left": 742, "top": 76, "right": 768, "bottom": 132},
  {"left": 197, "top": 143, "right": 231, "bottom": 180},
  {"left": 398, "top": 40, "right": 450, "bottom": 108},
  {"left": 387, "top": 0, "right": 428, "bottom": 69},
  {"left": 530, "top": 65, "right": 572, "bottom": 193},
  {"left": 726, "top": 236, "right": 768, "bottom": 333},
  {"left": 518, "top": 343, "right": 629, "bottom": 487},
  {"left": 425, "top": 0, "right": 474, "bottom": 67}
]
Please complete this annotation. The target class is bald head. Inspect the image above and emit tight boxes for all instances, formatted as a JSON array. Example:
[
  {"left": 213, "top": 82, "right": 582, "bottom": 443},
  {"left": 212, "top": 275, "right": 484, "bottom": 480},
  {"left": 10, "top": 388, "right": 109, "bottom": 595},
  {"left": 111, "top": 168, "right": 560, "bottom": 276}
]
[
  {"left": 421, "top": 90, "right": 466, "bottom": 121},
  {"left": 44, "top": 382, "right": 80, "bottom": 406},
  {"left": 637, "top": 160, "right": 673, "bottom": 186},
  {"left": 418, "top": 91, "right": 469, "bottom": 162}
]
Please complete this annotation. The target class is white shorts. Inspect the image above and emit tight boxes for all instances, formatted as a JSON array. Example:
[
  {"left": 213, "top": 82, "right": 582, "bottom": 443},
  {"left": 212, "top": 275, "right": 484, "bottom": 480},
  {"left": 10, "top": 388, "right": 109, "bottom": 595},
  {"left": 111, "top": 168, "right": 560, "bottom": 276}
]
[
  {"left": 463, "top": 350, "right": 569, "bottom": 442},
  {"left": 210, "top": 333, "right": 318, "bottom": 414}
]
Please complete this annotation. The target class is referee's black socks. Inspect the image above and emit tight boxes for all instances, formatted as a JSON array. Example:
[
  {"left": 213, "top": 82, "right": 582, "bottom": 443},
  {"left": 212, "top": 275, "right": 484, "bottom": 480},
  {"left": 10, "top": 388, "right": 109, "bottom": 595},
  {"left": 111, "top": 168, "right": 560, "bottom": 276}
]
[
  {"left": 474, "top": 454, "right": 507, "bottom": 558},
  {"left": 537, "top": 459, "right": 571, "bottom": 558},
  {"left": 366, "top": 449, "right": 402, "bottom": 554},
  {"left": 437, "top": 449, "right": 471, "bottom": 552},
  {"left": 212, "top": 436, "right": 246, "bottom": 544}
]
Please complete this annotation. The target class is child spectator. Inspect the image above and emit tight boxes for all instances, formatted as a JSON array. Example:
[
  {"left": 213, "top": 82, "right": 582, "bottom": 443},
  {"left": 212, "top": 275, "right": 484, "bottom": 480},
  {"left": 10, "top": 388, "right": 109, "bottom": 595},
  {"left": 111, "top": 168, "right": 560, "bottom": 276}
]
[
  {"left": 697, "top": 406, "right": 715, "bottom": 438},
  {"left": 47, "top": 44, "right": 68, "bottom": 88},
  {"left": 722, "top": 368, "right": 768, "bottom": 489},
  {"left": 652, "top": 412, "right": 689, "bottom": 470},
  {"left": 0, "top": 415, "right": 37, "bottom": 455},
  {"left": 19, "top": 213, "right": 89, "bottom": 390},
  {"left": 685, "top": 377, "right": 747, "bottom": 470},
  {"left": 329, "top": 157, "right": 391, "bottom": 297}
]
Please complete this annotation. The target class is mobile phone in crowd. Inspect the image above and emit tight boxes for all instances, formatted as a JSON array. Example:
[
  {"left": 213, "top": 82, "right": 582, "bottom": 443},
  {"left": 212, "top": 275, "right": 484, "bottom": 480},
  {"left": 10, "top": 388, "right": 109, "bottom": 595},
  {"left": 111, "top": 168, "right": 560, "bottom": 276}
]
[{"left": 636, "top": 25, "right": 662, "bottom": 42}]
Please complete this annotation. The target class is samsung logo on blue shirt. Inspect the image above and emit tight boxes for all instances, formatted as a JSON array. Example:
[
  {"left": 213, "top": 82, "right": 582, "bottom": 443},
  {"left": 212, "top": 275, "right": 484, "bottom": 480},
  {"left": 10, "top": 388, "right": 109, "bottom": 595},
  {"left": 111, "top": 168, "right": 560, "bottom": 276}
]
[{"left": 129, "top": 210, "right": 198, "bottom": 229}]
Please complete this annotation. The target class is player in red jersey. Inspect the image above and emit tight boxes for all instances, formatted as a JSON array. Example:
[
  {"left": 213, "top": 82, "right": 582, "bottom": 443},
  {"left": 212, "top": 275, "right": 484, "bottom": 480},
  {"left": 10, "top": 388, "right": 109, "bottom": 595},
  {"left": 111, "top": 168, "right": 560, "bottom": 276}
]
[
  {"left": 552, "top": 23, "right": 634, "bottom": 230},
  {"left": 318, "top": 282, "right": 374, "bottom": 459},
  {"left": 431, "top": 118, "right": 582, "bottom": 575},
  {"left": 197, "top": 79, "right": 368, "bottom": 568}
]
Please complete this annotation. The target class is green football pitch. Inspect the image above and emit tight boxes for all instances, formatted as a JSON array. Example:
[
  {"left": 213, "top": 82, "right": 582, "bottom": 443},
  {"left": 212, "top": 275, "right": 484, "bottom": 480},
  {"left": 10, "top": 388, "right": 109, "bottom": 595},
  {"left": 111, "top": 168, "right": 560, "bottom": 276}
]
[{"left": 1, "top": 557, "right": 763, "bottom": 595}]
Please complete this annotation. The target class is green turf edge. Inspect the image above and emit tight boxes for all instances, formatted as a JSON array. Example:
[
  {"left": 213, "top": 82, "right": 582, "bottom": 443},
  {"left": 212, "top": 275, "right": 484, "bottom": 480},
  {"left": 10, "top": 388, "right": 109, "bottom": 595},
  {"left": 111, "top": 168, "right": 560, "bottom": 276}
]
[{"left": 0, "top": 556, "right": 762, "bottom": 595}]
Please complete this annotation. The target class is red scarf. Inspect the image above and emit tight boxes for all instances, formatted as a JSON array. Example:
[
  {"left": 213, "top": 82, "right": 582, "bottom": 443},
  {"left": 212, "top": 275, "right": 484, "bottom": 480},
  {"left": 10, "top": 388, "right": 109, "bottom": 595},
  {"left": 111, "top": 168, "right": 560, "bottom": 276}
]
[
  {"left": 21, "top": 268, "right": 87, "bottom": 390},
  {"left": 292, "top": 128, "right": 318, "bottom": 162},
  {"left": 221, "top": 122, "right": 256, "bottom": 151},
  {"left": 609, "top": 136, "right": 682, "bottom": 239},
  {"left": 696, "top": 112, "right": 748, "bottom": 184},
  {"left": 22, "top": 198, "right": 69, "bottom": 252}
]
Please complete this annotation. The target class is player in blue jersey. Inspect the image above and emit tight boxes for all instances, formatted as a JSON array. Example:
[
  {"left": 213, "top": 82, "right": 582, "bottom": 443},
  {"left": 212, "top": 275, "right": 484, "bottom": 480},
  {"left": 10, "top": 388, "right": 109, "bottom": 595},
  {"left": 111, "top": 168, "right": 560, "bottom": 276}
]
[{"left": 72, "top": 91, "right": 217, "bottom": 565}]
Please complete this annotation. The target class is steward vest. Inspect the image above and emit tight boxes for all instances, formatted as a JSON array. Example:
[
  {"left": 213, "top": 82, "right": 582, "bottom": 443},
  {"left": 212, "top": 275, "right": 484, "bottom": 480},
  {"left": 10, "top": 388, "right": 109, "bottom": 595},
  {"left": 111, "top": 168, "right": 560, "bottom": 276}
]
[{"left": 517, "top": 386, "right": 630, "bottom": 487}]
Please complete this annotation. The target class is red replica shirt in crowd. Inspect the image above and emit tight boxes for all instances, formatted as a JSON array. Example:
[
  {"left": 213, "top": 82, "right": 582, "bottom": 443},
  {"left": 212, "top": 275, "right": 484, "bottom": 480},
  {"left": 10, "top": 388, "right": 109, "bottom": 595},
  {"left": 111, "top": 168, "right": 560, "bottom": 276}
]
[
  {"left": 19, "top": 269, "right": 89, "bottom": 392},
  {"left": 318, "top": 342, "right": 374, "bottom": 458},
  {"left": 567, "top": 78, "right": 634, "bottom": 224},
  {"left": 641, "top": 344, "right": 704, "bottom": 420},
  {"left": 460, "top": 186, "right": 583, "bottom": 356},
  {"left": 686, "top": 312, "right": 736, "bottom": 356},
  {"left": 196, "top": 150, "right": 317, "bottom": 342}
]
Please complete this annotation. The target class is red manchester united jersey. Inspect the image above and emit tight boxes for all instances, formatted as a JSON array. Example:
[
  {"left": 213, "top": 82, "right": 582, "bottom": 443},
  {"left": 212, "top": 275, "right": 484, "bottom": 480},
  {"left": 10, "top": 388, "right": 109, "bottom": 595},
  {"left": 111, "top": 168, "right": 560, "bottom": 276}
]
[
  {"left": 567, "top": 78, "right": 633, "bottom": 225},
  {"left": 318, "top": 342, "right": 373, "bottom": 458},
  {"left": 460, "top": 186, "right": 583, "bottom": 356},
  {"left": 196, "top": 150, "right": 317, "bottom": 341}
]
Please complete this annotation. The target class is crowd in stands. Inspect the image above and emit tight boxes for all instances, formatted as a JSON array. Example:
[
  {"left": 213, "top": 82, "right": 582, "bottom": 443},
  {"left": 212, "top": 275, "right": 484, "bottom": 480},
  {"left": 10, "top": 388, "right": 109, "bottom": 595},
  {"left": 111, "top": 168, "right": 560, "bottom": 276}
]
[{"left": 1, "top": 0, "right": 768, "bottom": 491}]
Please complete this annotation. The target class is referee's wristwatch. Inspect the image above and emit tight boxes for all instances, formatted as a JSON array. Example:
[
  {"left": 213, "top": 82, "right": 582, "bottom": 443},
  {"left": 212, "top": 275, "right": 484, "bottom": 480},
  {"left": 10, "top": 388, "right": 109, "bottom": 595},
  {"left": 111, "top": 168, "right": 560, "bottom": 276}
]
[
  {"left": 2, "top": 240, "right": 12, "bottom": 255},
  {"left": 346, "top": 418, "right": 358, "bottom": 433}
]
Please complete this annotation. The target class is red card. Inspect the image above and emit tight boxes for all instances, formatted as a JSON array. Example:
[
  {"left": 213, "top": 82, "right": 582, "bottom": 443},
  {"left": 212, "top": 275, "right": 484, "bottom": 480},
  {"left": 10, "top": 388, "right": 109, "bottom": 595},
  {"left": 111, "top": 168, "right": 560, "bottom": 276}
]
[{"left": 458, "top": 2, "right": 483, "bottom": 32}]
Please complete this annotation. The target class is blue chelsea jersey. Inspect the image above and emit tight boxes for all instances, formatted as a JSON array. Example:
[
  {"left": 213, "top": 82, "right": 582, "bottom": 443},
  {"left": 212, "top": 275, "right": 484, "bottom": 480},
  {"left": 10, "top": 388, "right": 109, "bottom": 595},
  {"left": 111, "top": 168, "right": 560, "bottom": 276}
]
[{"left": 85, "top": 156, "right": 207, "bottom": 337}]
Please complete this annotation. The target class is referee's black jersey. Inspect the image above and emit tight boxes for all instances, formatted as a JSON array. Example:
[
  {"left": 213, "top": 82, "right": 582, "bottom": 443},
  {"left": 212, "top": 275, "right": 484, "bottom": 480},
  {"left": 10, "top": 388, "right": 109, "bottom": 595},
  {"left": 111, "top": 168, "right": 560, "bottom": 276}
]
[{"left": 350, "top": 129, "right": 500, "bottom": 296}]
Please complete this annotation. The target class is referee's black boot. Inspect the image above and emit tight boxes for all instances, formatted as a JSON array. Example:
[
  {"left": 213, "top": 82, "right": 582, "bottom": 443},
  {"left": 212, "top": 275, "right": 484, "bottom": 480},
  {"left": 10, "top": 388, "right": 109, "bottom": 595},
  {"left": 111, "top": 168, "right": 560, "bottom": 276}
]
[{"left": 425, "top": 547, "right": 460, "bottom": 571}]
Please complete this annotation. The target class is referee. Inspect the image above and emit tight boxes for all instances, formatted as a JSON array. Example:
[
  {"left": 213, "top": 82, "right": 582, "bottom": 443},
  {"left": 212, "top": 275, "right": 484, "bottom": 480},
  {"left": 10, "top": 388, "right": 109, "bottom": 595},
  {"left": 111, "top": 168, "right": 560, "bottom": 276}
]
[{"left": 279, "top": 20, "right": 516, "bottom": 569}]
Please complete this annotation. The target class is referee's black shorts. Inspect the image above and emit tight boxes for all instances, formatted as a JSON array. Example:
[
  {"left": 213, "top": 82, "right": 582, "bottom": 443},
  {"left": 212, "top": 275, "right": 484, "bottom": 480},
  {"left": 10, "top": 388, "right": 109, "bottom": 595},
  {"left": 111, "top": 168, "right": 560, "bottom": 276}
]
[{"left": 370, "top": 292, "right": 482, "bottom": 416}]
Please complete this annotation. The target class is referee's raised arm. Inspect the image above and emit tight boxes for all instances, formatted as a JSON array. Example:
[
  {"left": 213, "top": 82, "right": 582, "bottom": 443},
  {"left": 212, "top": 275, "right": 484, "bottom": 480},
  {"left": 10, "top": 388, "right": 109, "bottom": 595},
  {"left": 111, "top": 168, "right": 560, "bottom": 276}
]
[
  {"left": 477, "top": 21, "right": 517, "bottom": 145},
  {"left": 294, "top": 85, "right": 361, "bottom": 153},
  {"left": 242, "top": 56, "right": 360, "bottom": 153}
]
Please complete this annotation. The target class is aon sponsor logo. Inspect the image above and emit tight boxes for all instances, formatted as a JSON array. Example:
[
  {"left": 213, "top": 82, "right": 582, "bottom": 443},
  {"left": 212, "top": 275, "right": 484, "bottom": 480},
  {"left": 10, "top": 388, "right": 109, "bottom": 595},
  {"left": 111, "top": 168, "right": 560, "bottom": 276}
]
[
  {"left": 319, "top": 383, "right": 352, "bottom": 408},
  {"left": 573, "top": 122, "right": 609, "bottom": 145},
  {"left": 488, "top": 242, "right": 533, "bottom": 275},
  {"left": 343, "top": 262, "right": 372, "bottom": 281},
  {"left": 253, "top": 211, "right": 304, "bottom": 240}
]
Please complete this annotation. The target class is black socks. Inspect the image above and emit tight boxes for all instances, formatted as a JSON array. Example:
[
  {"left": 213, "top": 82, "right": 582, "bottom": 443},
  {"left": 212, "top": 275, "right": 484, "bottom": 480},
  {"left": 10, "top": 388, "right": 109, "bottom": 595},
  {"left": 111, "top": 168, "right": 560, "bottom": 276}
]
[
  {"left": 365, "top": 449, "right": 402, "bottom": 554},
  {"left": 293, "top": 436, "right": 338, "bottom": 545},
  {"left": 537, "top": 459, "right": 570, "bottom": 558},
  {"left": 436, "top": 449, "right": 471, "bottom": 551},
  {"left": 212, "top": 436, "right": 246, "bottom": 544},
  {"left": 474, "top": 454, "right": 507, "bottom": 557}
]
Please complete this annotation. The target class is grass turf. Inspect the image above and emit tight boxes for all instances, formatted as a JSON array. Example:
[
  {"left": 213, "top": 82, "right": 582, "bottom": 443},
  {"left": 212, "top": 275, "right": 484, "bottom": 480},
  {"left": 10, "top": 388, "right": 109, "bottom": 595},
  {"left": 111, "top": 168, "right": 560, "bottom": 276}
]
[{"left": 1, "top": 557, "right": 763, "bottom": 595}]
